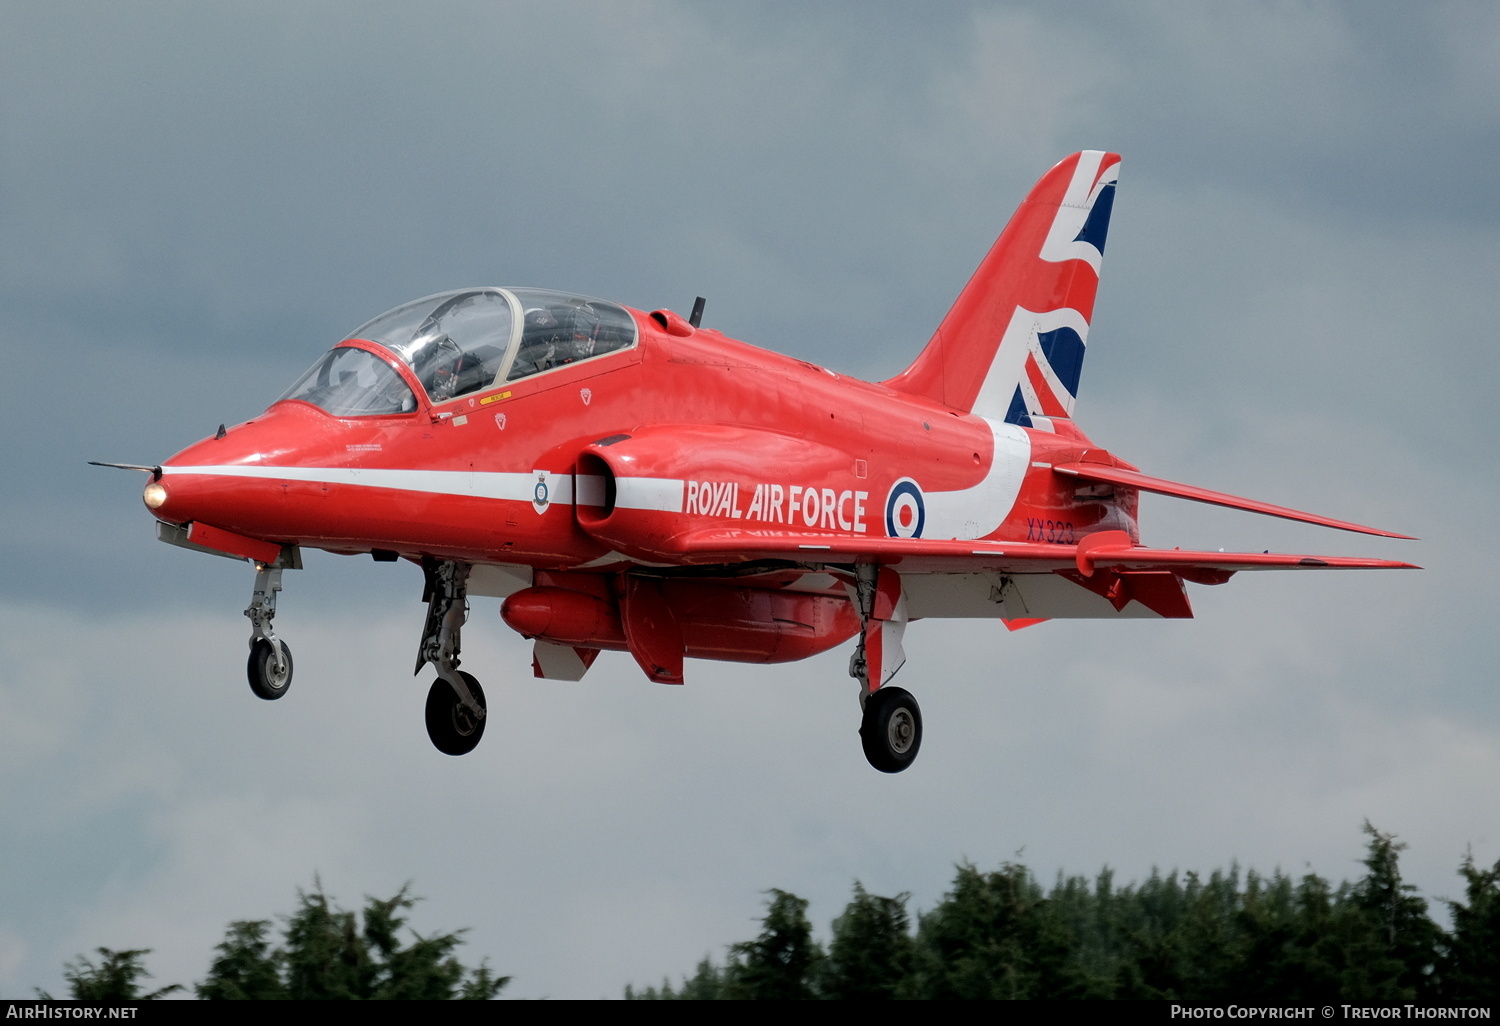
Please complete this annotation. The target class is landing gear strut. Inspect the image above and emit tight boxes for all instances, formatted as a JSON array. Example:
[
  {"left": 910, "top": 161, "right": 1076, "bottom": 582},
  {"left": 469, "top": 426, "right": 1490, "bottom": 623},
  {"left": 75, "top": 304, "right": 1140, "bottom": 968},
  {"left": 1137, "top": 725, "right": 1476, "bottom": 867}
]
[
  {"left": 850, "top": 562, "right": 921, "bottom": 772},
  {"left": 416, "top": 559, "right": 487, "bottom": 755},
  {"left": 245, "top": 564, "right": 292, "bottom": 700}
]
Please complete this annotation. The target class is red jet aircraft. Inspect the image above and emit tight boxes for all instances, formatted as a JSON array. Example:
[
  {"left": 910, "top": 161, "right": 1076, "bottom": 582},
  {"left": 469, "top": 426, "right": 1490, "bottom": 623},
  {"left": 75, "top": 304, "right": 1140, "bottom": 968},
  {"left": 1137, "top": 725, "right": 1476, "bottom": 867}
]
[{"left": 97, "top": 150, "right": 1417, "bottom": 772}]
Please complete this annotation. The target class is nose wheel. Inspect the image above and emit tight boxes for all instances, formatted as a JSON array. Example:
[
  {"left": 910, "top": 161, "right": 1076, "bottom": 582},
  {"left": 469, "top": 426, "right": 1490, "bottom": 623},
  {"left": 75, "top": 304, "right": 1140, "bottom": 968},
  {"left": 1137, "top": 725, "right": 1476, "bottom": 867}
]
[
  {"left": 859, "top": 686, "right": 922, "bottom": 773},
  {"left": 248, "top": 637, "right": 293, "bottom": 700},
  {"left": 245, "top": 563, "right": 293, "bottom": 700}
]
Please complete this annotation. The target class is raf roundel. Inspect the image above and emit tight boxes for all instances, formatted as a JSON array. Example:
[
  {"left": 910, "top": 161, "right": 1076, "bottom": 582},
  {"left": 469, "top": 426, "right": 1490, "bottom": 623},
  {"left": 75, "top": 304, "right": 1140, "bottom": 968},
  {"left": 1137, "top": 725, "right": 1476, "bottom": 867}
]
[{"left": 885, "top": 478, "right": 925, "bottom": 539}]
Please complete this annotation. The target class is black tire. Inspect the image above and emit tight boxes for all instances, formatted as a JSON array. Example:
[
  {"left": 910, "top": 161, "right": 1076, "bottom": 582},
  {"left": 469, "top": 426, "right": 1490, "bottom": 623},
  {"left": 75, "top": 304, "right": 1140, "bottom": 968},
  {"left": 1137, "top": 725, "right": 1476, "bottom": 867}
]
[
  {"left": 425, "top": 672, "right": 486, "bottom": 756},
  {"left": 247, "top": 638, "right": 293, "bottom": 700},
  {"left": 859, "top": 686, "right": 922, "bottom": 773}
]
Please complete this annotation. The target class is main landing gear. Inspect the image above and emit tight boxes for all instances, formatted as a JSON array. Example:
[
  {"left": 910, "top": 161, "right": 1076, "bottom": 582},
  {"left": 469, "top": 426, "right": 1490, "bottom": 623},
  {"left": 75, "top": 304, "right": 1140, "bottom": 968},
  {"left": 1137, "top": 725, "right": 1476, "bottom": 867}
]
[
  {"left": 245, "top": 563, "right": 293, "bottom": 700},
  {"left": 235, "top": 551, "right": 487, "bottom": 756},
  {"left": 860, "top": 687, "right": 922, "bottom": 773},
  {"left": 850, "top": 562, "right": 922, "bottom": 773},
  {"left": 426, "top": 671, "right": 486, "bottom": 756},
  {"left": 416, "top": 559, "right": 488, "bottom": 756}
]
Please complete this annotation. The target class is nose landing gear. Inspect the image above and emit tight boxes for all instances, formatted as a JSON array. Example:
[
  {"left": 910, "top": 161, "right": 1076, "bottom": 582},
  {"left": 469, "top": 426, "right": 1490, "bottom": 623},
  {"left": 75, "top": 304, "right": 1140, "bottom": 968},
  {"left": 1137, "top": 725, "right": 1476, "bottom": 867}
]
[
  {"left": 245, "top": 564, "right": 293, "bottom": 700},
  {"left": 416, "top": 559, "right": 488, "bottom": 756}
]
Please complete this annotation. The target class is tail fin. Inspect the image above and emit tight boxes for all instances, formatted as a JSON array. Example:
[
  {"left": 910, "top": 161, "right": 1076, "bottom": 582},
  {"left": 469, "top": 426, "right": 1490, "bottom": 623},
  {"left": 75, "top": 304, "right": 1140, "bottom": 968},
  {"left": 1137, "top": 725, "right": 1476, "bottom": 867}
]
[{"left": 884, "top": 151, "right": 1119, "bottom": 428}]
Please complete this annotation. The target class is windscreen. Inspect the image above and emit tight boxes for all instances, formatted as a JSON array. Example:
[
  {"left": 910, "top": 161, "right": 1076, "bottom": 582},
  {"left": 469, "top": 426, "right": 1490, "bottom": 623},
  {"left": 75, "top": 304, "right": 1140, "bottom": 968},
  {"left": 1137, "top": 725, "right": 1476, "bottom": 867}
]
[{"left": 278, "top": 346, "right": 417, "bottom": 416}]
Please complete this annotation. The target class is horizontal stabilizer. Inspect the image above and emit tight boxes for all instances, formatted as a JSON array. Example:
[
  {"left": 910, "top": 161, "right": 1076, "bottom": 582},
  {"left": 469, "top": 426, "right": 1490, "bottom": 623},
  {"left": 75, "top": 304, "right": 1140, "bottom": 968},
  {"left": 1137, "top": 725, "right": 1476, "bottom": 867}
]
[
  {"left": 1080, "top": 544, "right": 1420, "bottom": 576},
  {"left": 1051, "top": 463, "right": 1415, "bottom": 539}
]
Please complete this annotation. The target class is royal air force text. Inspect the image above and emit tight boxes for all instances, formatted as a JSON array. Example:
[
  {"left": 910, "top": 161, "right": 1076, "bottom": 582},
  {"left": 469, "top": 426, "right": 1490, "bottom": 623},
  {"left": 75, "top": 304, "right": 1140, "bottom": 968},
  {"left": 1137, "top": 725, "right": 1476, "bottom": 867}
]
[{"left": 687, "top": 481, "right": 869, "bottom": 533}]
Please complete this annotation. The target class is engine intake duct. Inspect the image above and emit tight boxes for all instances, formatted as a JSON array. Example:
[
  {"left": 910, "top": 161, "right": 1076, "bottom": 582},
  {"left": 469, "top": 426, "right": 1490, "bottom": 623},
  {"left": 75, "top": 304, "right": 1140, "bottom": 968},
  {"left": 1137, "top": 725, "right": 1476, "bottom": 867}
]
[{"left": 575, "top": 451, "right": 617, "bottom": 526}]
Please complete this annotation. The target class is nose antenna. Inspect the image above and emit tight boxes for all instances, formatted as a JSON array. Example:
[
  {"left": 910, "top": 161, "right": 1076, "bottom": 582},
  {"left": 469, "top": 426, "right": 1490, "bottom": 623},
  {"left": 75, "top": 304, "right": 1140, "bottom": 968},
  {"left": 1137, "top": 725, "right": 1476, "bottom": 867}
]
[
  {"left": 689, "top": 296, "right": 706, "bottom": 329},
  {"left": 88, "top": 460, "right": 163, "bottom": 481}
]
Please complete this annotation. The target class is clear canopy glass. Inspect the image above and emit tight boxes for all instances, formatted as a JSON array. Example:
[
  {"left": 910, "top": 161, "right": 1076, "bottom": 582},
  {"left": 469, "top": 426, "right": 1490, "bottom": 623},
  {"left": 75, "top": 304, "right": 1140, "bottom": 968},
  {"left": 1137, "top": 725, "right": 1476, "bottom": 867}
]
[
  {"left": 278, "top": 347, "right": 417, "bottom": 416},
  {"left": 506, "top": 289, "right": 637, "bottom": 382},
  {"left": 279, "top": 288, "right": 639, "bottom": 415}
]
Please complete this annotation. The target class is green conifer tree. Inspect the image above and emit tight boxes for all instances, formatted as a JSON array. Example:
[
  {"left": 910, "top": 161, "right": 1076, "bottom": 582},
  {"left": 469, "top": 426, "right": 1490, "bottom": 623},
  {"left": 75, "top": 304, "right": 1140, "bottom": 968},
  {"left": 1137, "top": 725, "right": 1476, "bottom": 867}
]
[
  {"left": 196, "top": 921, "right": 285, "bottom": 1000},
  {"left": 722, "top": 890, "right": 822, "bottom": 1000},
  {"left": 908, "top": 862, "right": 1080, "bottom": 999},
  {"left": 1443, "top": 851, "right": 1500, "bottom": 1000},
  {"left": 1345, "top": 823, "right": 1441, "bottom": 1000},
  {"left": 197, "top": 880, "right": 507, "bottom": 1000},
  {"left": 819, "top": 882, "right": 913, "bottom": 999},
  {"left": 44, "top": 948, "right": 182, "bottom": 1001}
]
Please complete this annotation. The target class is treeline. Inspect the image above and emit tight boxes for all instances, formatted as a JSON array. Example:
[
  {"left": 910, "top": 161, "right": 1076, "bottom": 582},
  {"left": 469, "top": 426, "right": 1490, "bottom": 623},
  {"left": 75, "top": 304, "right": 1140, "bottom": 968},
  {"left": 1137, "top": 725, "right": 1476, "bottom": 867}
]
[
  {"left": 46, "top": 883, "right": 506, "bottom": 1000},
  {"left": 627, "top": 826, "right": 1499, "bottom": 1001}
]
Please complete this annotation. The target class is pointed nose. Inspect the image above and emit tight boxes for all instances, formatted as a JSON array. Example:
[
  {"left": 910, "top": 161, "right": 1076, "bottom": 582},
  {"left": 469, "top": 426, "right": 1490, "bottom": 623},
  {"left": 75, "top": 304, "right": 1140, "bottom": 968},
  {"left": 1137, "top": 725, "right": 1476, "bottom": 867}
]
[{"left": 148, "top": 402, "right": 340, "bottom": 530}]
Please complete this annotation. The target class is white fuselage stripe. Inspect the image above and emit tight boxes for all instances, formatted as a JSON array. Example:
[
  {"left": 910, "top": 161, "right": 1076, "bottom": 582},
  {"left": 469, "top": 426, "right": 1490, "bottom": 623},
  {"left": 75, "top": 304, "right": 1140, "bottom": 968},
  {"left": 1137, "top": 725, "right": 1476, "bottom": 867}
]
[
  {"left": 921, "top": 418, "right": 1031, "bottom": 541},
  {"left": 162, "top": 465, "right": 684, "bottom": 512},
  {"left": 166, "top": 448, "right": 1015, "bottom": 530}
]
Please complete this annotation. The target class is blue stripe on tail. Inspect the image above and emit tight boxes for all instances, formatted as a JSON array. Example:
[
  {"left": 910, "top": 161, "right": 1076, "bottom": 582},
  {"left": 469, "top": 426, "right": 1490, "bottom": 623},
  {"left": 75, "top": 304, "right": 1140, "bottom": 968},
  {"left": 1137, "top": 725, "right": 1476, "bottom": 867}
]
[
  {"left": 1005, "top": 387, "right": 1032, "bottom": 428},
  {"left": 1037, "top": 326, "right": 1085, "bottom": 398},
  {"left": 1072, "top": 181, "right": 1115, "bottom": 255}
]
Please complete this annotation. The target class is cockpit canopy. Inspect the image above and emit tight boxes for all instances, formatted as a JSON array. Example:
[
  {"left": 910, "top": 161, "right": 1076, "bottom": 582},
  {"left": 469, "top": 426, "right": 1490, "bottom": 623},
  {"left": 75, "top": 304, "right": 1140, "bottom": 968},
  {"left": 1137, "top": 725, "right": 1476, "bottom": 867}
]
[{"left": 278, "top": 288, "right": 637, "bottom": 416}]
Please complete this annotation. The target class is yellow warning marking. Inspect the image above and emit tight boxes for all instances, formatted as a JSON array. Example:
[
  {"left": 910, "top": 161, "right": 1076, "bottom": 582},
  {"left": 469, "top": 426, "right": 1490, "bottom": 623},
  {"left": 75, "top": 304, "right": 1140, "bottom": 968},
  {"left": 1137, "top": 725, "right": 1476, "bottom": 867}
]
[{"left": 480, "top": 391, "right": 513, "bottom": 405}]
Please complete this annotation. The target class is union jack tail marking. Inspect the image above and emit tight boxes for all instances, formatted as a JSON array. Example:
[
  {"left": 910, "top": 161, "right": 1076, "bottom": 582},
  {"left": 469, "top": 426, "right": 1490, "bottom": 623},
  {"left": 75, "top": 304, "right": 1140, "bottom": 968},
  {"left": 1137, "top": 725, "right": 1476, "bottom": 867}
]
[{"left": 884, "top": 150, "right": 1120, "bottom": 430}]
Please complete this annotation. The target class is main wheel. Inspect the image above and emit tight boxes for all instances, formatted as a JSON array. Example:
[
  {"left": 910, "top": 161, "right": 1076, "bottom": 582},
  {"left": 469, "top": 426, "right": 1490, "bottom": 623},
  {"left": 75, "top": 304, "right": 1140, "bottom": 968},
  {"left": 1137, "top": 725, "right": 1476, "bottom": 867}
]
[
  {"left": 247, "top": 639, "right": 293, "bottom": 700},
  {"left": 425, "top": 672, "right": 486, "bottom": 756},
  {"left": 860, "top": 686, "right": 922, "bottom": 773}
]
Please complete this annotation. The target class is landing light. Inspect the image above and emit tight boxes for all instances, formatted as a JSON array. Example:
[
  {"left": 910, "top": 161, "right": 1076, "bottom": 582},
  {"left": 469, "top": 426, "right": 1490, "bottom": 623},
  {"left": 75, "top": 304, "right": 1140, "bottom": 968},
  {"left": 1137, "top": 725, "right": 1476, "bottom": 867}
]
[{"left": 143, "top": 481, "right": 168, "bottom": 509}]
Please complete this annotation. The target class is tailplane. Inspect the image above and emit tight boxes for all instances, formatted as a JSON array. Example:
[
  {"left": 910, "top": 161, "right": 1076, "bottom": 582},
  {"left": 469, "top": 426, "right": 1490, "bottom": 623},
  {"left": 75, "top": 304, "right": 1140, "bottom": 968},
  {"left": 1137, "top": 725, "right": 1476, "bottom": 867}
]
[{"left": 885, "top": 151, "right": 1119, "bottom": 429}]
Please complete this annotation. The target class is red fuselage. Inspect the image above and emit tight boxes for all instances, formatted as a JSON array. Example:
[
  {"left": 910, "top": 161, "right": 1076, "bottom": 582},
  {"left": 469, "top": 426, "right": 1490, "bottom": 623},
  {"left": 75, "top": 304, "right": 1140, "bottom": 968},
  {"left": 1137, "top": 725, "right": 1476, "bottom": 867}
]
[{"left": 152, "top": 314, "right": 1136, "bottom": 571}]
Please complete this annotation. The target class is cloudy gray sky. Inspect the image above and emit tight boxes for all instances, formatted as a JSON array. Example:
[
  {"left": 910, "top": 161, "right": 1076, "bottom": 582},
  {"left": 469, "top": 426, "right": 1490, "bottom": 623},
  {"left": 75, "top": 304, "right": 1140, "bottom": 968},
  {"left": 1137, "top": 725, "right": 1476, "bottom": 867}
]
[{"left": 2, "top": 0, "right": 1497, "bottom": 998}]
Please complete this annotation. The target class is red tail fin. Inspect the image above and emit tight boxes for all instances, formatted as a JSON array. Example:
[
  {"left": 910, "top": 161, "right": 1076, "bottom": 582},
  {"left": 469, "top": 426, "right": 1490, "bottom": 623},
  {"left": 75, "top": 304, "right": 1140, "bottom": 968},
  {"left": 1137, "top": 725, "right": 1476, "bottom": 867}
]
[{"left": 885, "top": 151, "right": 1119, "bottom": 427}]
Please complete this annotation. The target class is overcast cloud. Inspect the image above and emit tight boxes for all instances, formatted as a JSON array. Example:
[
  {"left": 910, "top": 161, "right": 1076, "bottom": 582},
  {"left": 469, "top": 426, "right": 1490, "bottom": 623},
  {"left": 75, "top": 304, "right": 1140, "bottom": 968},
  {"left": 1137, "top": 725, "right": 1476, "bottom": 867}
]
[{"left": 1, "top": 1, "right": 1496, "bottom": 998}]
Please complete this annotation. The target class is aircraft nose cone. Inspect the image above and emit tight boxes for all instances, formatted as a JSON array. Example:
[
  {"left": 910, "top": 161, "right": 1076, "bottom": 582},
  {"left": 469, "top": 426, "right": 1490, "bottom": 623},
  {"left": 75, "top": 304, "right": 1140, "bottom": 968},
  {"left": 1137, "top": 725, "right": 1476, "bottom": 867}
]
[
  {"left": 141, "top": 471, "right": 203, "bottom": 525},
  {"left": 149, "top": 403, "right": 340, "bottom": 530},
  {"left": 143, "top": 464, "right": 220, "bottom": 527}
]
